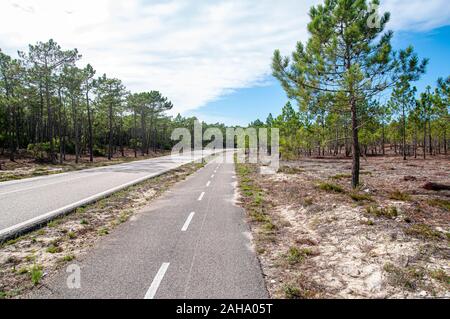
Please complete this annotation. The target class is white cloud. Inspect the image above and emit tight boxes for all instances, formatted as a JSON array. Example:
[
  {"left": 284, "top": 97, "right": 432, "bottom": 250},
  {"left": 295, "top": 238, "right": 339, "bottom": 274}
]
[{"left": 0, "top": 0, "right": 449, "bottom": 116}]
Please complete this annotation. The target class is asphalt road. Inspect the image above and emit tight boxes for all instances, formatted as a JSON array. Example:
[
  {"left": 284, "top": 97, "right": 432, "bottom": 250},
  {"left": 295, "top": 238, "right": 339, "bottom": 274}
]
[
  {"left": 0, "top": 150, "right": 217, "bottom": 240},
  {"left": 30, "top": 156, "right": 268, "bottom": 299}
]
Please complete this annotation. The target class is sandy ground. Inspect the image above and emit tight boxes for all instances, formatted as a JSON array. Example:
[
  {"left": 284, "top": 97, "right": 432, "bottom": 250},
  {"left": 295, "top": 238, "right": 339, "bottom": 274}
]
[{"left": 236, "top": 155, "right": 449, "bottom": 299}]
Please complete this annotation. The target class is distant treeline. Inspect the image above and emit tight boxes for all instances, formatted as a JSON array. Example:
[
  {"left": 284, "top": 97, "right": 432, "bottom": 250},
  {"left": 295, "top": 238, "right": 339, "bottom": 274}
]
[{"left": 0, "top": 40, "right": 227, "bottom": 163}]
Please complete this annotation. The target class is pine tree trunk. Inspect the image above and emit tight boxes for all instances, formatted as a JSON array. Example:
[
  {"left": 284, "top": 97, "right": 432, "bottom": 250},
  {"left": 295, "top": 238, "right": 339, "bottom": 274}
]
[
  {"left": 86, "top": 89, "right": 94, "bottom": 163},
  {"left": 423, "top": 120, "right": 427, "bottom": 160},
  {"left": 351, "top": 99, "right": 360, "bottom": 188},
  {"left": 108, "top": 102, "right": 113, "bottom": 160},
  {"left": 402, "top": 106, "right": 407, "bottom": 160},
  {"left": 141, "top": 109, "right": 146, "bottom": 156},
  {"left": 72, "top": 98, "right": 79, "bottom": 164},
  {"left": 58, "top": 89, "right": 64, "bottom": 164},
  {"left": 444, "top": 128, "right": 447, "bottom": 155},
  {"left": 134, "top": 109, "right": 137, "bottom": 158},
  {"left": 428, "top": 120, "right": 432, "bottom": 155},
  {"left": 45, "top": 77, "right": 56, "bottom": 164}
]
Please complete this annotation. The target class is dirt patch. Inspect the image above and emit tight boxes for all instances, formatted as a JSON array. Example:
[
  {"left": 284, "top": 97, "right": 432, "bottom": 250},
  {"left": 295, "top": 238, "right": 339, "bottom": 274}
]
[
  {"left": 236, "top": 156, "right": 449, "bottom": 299},
  {"left": 0, "top": 160, "right": 205, "bottom": 299},
  {"left": 0, "top": 149, "right": 169, "bottom": 183}
]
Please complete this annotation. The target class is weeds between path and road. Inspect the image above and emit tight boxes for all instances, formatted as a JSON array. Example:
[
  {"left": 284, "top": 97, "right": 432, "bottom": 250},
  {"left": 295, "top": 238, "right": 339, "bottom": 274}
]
[
  {"left": 0, "top": 160, "right": 206, "bottom": 299},
  {"left": 235, "top": 156, "right": 449, "bottom": 299}
]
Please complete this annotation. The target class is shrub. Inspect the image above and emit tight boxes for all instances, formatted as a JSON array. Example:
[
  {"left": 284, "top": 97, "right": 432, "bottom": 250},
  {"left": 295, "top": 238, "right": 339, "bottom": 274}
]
[
  {"left": 366, "top": 205, "right": 398, "bottom": 219},
  {"left": 427, "top": 199, "right": 450, "bottom": 211},
  {"left": 405, "top": 224, "right": 443, "bottom": 240},
  {"left": 349, "top": 192, "right": 373, "bottom": 202},
  {"left": 389, "top": 190, "right": 411, "bottom": 201},
  {"left": 317, "top": 182, "right": 344, "bottom": 193},
  {"left": 30, "top": 265, "right": 43, "bottom": 285},
  {"left": 27, "top": 143, "right": 51, "bottom": 161}
]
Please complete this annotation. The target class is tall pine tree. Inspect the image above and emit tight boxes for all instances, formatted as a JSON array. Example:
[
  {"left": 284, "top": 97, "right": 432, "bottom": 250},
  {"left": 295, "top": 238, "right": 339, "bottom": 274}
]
[{"left": 272, "top": 0, "right": 426, "bottom": 187}]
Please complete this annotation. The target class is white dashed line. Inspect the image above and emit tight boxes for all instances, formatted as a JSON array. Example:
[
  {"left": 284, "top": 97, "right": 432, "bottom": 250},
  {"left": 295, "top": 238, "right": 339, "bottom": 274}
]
[
  {"left": 144, "top": 263, "right": 170, "bottom": 299},
  {"left": 206, "top": 181, "right": 211, "bottom": 187},
  {"left": 181, "top": 212, "right": 195, "bottom": 232},
  {"left": 198, "top": 192, "right": 205, "bottom": 201},
  {"left": 211, "top": 174, "right": 215, "bottom": 178}
]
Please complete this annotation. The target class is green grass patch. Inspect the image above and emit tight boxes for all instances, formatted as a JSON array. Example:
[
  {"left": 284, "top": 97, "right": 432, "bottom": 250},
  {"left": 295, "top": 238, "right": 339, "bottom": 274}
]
[
  {"left": 330, "top": 173, "right": 352, "bottom": 180},
  {"left": 283, "top": 284, "right": 303, "bottom": 299},
  {"left": 283, "top": 283, "right": 315, "bottom": 299},
  {"left": 67, "top": 231, "right": 77, "bottom": 240},
  {"left": 61, "top": 254, "right": 76, "bottom": 262},
  {"left": 262, "top": 221, "right": 277, "bottom": 232},
  {"left": 47, "top": 219, "right": 61, "bottom": 228},
  {"left": 349, "top": 192, "right": 374, "bottom": 202},
  {"left": 3, "top": 237, "right": 21, "bottom": 247},
  {"left": 118, "top": 212, "right": 131, "bottom": 224},
  {"left": 278, "top": 166, "right": 303, "bottom": 174},
  {"left": 250, "top": 211, "right": 270, "bottom": 223},
  {"left": 46, "top": 245, "right": 62, "bottom": 254},
  {"left": 405, "top": 224, "right": 443, "bottom": 240},
  {"left": 429, "top": 269, "right": 449, "bottom": 284},
  {"left": 285, "top": 247, "right": 314, "bottom": 265},
  {"left": 76, "top": 206, "right": 87, "bottom": 214},
  {"left": 37, "top": 229, "right": 46, "bottom": 236},
  {"left": 98, "top": 228, "right": 109, "bottom": 236},
  {"left": 30, "top": 264, "right": 43, "bottom": 285},
  {"left": 17, "top": 267, "right": 28, "bottom": 275},
  {"left": 383, "top": 263, "right": 425, "bottom": 291},
  {"left": 366, "top": 205, "right": 398, "bottom": 219},
  {"left": 389, "top": 190, "right": 411, "bottom": 201},
  {"left": 427, "top": 199, "right": 450, "bottom": 211}
]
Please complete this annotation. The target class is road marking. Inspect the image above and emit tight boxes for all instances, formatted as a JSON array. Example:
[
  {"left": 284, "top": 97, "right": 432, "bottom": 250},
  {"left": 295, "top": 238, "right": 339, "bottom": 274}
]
[
  {"left": 144, "top": 263, "right": 170, "bottom": 299},
  {"left": 198, "top": 192, "right": 205, "bottom": 201},
  {"left": 206, "top": 181, "right": 211, "bottom": 187},
  {"left": 211, "top": 174, "right": 215, "bottom": 178},
  {"left": 0, "top": 172, "right": 104, "bottom": 197},
  {"left": 181, "top": 212, "right": 195, "bottom": 232},
  {"left": 0, "top": 150, "right": 225, "bottom": 241}
]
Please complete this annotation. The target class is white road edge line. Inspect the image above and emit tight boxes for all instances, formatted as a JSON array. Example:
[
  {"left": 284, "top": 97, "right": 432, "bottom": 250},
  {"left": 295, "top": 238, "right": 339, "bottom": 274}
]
[
  {"left": 0, "top": 172, "right": 105, "bottom": 196},
  {"left": 198, "top": 192, "right": 205, "bottom": 201},
  {"left": 0, "top": 149, "right": 224, "bottom": 242},
  {"left": 206, "top": 181, "right": 211, "bottom": 187},
  {"left": 181, "top": 212, "right": 195, "bottom": 232},
  {"left": 144, "top": 263, "right": 170, "bottom": 299}
]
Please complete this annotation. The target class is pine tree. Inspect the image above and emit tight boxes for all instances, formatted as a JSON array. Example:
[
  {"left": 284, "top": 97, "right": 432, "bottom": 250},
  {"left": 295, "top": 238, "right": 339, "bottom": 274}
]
[
  {"left": 272, "top": 0, "right": 426, "bottom": 188},
  {"left": 19, "top": 39, "right": 80, "bottom": 163}
]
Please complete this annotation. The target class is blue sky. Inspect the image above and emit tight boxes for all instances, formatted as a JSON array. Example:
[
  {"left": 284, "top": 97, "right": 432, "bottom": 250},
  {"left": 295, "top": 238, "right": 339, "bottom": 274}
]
[
  {"left": 189, "top": 25, "right": 450, "bottom": 126},
  {"left": 0, "top": 0, "right": 449, "bottom": 126}
]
